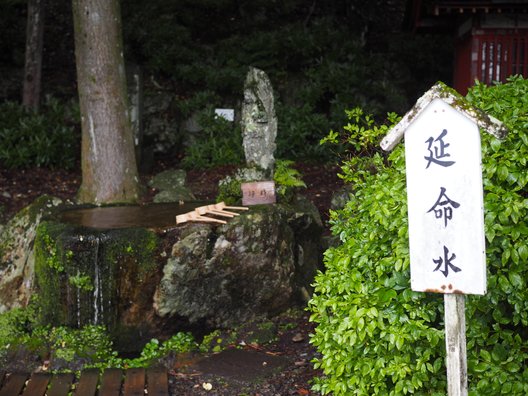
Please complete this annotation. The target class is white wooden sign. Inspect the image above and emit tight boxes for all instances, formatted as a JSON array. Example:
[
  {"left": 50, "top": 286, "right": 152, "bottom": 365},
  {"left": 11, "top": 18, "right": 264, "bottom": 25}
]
[
  {"left": 215, "top": 108, "right": 235, "bottom": 121},
  {"left": 405, "top": 98, "right": 486, "bottom": 295},
  {"left": 382, "top": 82, "right": 507, "bottom": 396}
]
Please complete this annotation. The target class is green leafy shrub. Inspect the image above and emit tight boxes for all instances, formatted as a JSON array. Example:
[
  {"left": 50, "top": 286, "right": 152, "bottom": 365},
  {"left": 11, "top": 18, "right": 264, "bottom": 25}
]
[
  {"left": 181, "top": 107, "right": 244, "bottom": 169},
  {"left": 0, "top": 98, "right": 80, "bottom": 169},
  {"left": 0, "top": 304, "right": 40, "bottom": 364},
  {"left": 274, "top": 159, "right": 306, "bottom": 200},
  {"left": 68, "top": 273, "right": 94, "bottom": 292},
  {"left": 309, "top": 76, "right": 528, "bottom": 395},
  {"left": 0, "top": 307, "right": 122, "bottom": 371},
  {"left": 124, "top": 332, "right": 197, "bottom": 368},
  {"left": 216, "top": 160, "right": 305, "bottom": 204},
  {"left": 47, "top": 325, "right": 120, "bottom": 370},
  {"left": 0, "top": 301, "right": 197, "bottom": 372}
]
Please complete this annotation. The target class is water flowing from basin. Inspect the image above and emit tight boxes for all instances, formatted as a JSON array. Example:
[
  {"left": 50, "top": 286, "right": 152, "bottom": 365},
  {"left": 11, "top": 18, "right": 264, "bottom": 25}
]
[
  {"left": 35, "top": 200, "right": 216, "bottom": 353},
  {"left": 93, "top": 235, "right": 101, "bottom": 324}
]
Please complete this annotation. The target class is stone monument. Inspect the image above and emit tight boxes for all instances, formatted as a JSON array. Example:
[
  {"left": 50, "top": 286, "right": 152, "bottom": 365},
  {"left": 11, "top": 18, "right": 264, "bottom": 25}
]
[{"left": 241, "top": 67, "right": 277, "bottom": 176}]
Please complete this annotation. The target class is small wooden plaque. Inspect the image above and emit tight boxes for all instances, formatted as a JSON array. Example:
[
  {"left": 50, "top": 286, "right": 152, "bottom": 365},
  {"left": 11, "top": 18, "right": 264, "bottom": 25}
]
[{"left": 241, "top": 181, "right": 276, "bottom": 205}]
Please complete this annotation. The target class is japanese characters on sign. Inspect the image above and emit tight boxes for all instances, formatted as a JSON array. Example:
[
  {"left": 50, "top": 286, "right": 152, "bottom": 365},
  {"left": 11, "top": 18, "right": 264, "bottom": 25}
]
[
  {"left": 241, "top": 181, "right": 276, "bottom": 206},
  {"left": 405, "top": 98, "right": 486, "bottom": 295}
]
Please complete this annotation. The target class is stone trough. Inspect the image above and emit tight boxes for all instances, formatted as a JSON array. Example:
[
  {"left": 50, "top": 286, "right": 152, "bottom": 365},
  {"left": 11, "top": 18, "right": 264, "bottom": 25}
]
[{"left": 0, "top": 195, "right": 323, "bottom": 350}]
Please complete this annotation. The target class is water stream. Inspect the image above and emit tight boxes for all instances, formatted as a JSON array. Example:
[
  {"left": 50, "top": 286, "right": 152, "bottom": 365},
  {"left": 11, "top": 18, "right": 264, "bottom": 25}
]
[
  {"left": 76, "top": 283, "right": 81, "bottom": 328},
  {"left": 56, "top": 202, "right": 212, "bottom": 327},
  {"left": 93, "top": 235, "right": 101, "bottom": 325},
  {"left": 39, "top": 201, "right": 213, "bottom": 347}
]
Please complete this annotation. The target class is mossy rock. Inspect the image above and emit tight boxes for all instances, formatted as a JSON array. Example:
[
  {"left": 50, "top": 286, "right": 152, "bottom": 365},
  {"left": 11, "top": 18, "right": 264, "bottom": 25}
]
[
  {"left": 0, "top": 195, "right": 62, "bottom": 313},
  {"left": 149, "top": 169, "right": 196, "bottom": 202},
  {"left": 154, "top": 199, "right": 323, "bottom": 328},
  {"left": 149, "top": 169, "right": 188, "bottom": 190},
  {"left": 153, "top": 187, "right": 196, "bottom": 203},
  {"left": 34, "top": 220, "right": 161, "bottom": 336}
]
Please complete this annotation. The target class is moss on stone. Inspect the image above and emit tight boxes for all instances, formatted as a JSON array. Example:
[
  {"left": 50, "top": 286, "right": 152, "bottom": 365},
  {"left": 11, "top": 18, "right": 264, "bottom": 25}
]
[
  {"left": 0, "top": 195, "right": 61, "bottom": 269},
  {"left": 199, "top": 329, "right": 238, "bottom": 353},
  {"left": 34, "top": 220, "right": 161, "bottom": 332},
  {"left": 69, "top": 273, "right": 94, "bottom": 292},
  {"left": 34, "top": 221, "right": 67, "bottom": 325}
]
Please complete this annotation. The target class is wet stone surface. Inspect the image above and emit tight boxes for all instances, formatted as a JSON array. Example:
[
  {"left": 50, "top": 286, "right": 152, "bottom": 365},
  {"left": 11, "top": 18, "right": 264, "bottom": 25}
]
[{"left": 57, "top": 201, "right": 210, "bottom": 230}]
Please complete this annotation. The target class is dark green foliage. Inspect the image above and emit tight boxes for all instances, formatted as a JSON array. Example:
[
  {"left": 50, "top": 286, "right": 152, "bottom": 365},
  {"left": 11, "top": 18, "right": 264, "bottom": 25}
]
[
  {"left": 0, "top": 1, "right": 454, "bottom": 164},
  {"left": 121, "top": 332, "right": 197, "bottom": 369},
  {"left": 181, "top": 107, "right": 244, "bottom": 169},
  {"left": 121, "top": 0, "right": 451, "bottom": 162},
  {"left": 0, "top": 1, "right": 453, "bottom": 164},
  {"left": 275, "top": 102, "right": 335, "bottom": 161},
  {"left": 0, "top": 0, "right": 25, "bottom": 66},
  {"left": 0, "top": 98, "right": 80, "bottom": 169},
  {"left": 309, "top": 76, "right": 528, "bottom": 395},
  {"left": 0, "top": 302, "right": 197, "bottom": 372},
  {"left": 216, "top": 160, "right": 305, "bottom": 204},
  {"left": 273, "top": 159, "right": 306, "bottom": 200}
]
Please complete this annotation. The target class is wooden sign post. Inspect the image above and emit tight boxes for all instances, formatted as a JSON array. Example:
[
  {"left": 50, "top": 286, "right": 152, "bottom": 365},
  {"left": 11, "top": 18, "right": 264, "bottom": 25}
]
[{"left": 381, "top": 82, "right": 507, "bottom": 396}]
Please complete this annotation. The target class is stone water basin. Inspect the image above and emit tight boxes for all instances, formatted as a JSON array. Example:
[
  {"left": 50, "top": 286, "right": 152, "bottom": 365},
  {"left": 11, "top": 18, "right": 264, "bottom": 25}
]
[
  {"left": 35, "top": 197, "right": 323, "bottom": 353},
  {"left": 57, "top": 201, "right": 211, "bottom": 230},
  {"left": 35, "top": 203, "right": 195, "bottom": 352}
]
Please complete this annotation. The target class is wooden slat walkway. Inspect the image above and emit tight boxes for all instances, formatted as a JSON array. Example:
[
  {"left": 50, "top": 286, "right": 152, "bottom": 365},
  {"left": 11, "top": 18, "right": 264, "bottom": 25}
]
[{"left": 0, "top": 368, "right": 169, "bottom": 396}]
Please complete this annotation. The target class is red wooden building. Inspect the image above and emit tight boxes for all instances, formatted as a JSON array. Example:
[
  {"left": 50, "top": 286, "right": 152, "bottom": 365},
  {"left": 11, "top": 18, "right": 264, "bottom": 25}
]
[{"left": 407, "top": 0, "right": 528, "bottom": 94}]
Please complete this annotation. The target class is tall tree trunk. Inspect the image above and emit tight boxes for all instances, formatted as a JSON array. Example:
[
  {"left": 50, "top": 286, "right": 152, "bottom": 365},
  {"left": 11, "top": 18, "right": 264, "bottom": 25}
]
[
  {"left": 23, "top": 0, "right": 45, "bottom": 111},
  {"left": 72, "top": 0, "right": 140, "bottom": 204}
]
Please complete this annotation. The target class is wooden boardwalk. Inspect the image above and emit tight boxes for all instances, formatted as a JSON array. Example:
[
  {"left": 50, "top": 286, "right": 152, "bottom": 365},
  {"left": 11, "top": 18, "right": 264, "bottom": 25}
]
[{"left": 0, "top": 368, "right": 169, "bottom": 396}]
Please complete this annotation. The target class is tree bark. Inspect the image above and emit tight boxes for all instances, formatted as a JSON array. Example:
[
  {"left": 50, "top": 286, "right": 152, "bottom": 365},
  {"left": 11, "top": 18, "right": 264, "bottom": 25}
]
[
  {"left": 23, "top": 0, "right": 45, "bottom": 111},
  {"left": 72, "top": 0, "right": 140, "bottom": 204}
]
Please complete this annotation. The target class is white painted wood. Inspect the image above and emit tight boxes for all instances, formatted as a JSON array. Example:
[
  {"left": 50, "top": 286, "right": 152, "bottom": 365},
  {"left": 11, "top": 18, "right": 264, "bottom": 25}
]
[
  {"left": 381, "top": 82, "right": 498, "bottom": 396},
  {"left": 381, "top": 82, "right": 507, "bottom": 152},
  {"left": 405, "top": 99, "right": 486, "bottom": 295},
  {"left": 444, "top": 294, "right": 468, "bottom": 396},
  {"left": 215, "top": 108, "right": 235, "bottom": 121}
]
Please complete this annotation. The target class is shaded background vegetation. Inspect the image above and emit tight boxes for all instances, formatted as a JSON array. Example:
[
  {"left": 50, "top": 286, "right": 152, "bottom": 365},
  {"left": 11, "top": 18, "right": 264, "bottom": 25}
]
[{"left": 0, "top": 0, "right": 453, "bottom": 166}]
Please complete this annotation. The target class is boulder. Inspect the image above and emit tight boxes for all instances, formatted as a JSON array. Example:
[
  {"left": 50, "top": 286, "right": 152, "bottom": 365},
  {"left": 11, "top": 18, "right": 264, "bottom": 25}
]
[
  {"left": 149, "top": 169, "right": 196, "bottom": 203},
  {"left": 149, "top": 169, "right": 187, "bottom": 190},
  {"left": 154, "top": 197, "right": 322, "bottom": 328},
  {"left": 0, "top": 195, "right": 62, "bottom": 313},
  {"left": 153, "top": 188, "right": 196, "bottom": 203}
]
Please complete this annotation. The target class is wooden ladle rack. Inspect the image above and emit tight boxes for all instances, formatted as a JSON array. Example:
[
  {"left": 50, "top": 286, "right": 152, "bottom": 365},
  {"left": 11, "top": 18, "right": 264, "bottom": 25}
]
[{"left": 176, "top": 202, "right": 248, "bottom": 224}]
